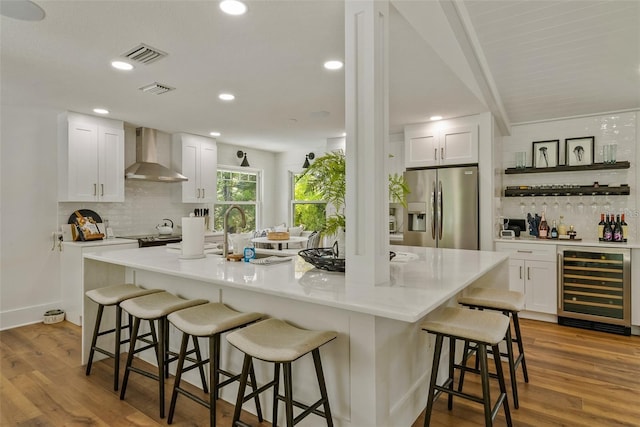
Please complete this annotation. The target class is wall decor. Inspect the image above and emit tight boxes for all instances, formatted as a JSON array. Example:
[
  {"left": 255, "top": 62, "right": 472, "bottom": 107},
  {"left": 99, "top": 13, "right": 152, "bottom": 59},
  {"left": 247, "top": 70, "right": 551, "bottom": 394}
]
[
  {"left": 565, "top": 136, "right": 594, "bottom": 166},
  {"left": 532, "top": 139, "right": 559, "bottom": 168}
]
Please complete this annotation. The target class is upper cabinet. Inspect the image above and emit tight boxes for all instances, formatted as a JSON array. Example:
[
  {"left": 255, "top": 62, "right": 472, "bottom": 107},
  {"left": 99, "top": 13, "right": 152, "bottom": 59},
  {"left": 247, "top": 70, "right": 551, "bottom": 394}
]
[
  {"left": 58, "top": 112, "right": 124, "bottom": 202},
  {"left": 172, "top": 133, "right": 217, "bottom": 203},
  {"left": 404, "top": 122, "right": 478, "bottom": 169}
]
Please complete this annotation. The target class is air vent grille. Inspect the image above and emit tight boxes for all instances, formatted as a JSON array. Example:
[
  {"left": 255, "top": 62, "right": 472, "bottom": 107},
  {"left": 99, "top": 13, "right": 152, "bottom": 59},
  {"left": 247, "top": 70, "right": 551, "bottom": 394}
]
[
  {"left": 139, "top": 82, "right": 175, "bottom": 95},
  {"left": 122, "top": 43, "right": 167, "bottom": 64}
]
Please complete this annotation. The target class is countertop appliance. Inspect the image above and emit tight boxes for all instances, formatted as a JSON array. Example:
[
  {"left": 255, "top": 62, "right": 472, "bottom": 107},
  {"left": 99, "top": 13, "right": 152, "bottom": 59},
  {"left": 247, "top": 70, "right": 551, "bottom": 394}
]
[
  {"left": 558, "top": 246, "right": 630, "bottom": 335},
  {"left": 403, "top": 166, "right": 478, "bottom": 249},
  {"left": 119, "top": 234, "right": 182, "bottom": 248}
]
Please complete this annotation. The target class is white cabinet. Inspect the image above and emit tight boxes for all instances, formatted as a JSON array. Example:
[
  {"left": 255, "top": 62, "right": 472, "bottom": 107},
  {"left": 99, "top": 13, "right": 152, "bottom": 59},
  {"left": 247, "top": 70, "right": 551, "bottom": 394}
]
[
  {"left": 61, "top": 239, "right": 137, "bottom": 325},
  {"left": 172, "top": 133, "right": 217, "bottom": 203},
  {"left": 404, "top": 122, "right": 478, "bottom": 169},
  {"left": 58, "top": 112, "right": 125, "bottom": 202},
  {"left": 496, "top": 241, "right": 557, "bottom": 316}
]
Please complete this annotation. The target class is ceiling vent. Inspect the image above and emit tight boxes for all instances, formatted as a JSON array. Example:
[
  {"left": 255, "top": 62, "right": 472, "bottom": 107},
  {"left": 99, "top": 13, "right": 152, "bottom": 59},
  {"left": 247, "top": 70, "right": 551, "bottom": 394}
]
[
  {"left": 121, "top": 43, "right": 167, "bottom": 65},
  {"left": 139, "top": 82, "right": 175, "bottom": 95}
]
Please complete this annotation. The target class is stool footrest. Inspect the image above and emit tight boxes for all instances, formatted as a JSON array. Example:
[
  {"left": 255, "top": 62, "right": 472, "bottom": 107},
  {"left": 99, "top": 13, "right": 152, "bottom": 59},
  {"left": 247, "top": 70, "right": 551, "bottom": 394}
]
[
  {"left": 275, "top": 394, "right": 329, "bottom": 423},
  {"left": 127, "top": 365, "right": 160, "bottom": 382}
]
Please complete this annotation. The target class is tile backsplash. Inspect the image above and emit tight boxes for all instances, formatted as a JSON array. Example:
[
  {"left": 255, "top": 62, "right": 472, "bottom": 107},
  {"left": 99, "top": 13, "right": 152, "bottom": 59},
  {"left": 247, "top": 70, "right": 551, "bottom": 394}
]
[
  {"left": 59, "top": 180, "right": 208, "bottom": 236},
  {"left": 501, "top": 112, "right": 637, "bottom": 242}
]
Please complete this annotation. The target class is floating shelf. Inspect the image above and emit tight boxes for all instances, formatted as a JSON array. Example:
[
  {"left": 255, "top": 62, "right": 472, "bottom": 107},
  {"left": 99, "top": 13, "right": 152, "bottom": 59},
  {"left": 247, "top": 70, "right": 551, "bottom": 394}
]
[
  {"left": 504, "top": 161, "right": 630, "bottom": 174},
  {"left": 504, "top": 185, "right": 630, "bottom": 198}
]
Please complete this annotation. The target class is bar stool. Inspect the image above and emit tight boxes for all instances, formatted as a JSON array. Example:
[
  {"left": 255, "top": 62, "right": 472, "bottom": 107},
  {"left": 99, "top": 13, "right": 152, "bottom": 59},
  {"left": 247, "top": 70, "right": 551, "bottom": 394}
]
[
  {"left": 421, "top": 307, "right": 512, "bottom": 427},
  {"left": 226, "top": 318, "right": 337, "bottom": 427},
  {"left": 166, "top": 302, "right": 264, "bottom": 426},
  {"left": 85, "top": 284, "right": 162, "bottom": 391},
  {"left": 119, "top": 291, "right": 208, "bottom": 418},
  {"left": 458, "top": 287, "right": 528, "bottom": 408}
]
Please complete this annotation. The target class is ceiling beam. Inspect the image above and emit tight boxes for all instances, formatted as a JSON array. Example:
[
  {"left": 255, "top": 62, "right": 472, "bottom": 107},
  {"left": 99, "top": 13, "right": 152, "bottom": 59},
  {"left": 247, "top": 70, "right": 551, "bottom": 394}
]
[{"left": 439, "top": 0, "right": 511, "bottom": 136}]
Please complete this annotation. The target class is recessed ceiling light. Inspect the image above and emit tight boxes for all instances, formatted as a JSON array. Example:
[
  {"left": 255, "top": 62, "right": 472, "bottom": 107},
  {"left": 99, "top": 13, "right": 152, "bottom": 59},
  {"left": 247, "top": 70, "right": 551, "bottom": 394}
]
[
  {"left": 210, "top": 131, "right": 221, "bottom": 137},
  {"left": 341, "top": 132, "right": 347, "bottom": 137},
  {"left": 111, "top": 60, "right": 134, "bottom": 71},
  {"left": 93, "top": 108, "right": 109, "bottom": 115},
  {"left": 219, "top": 93, "right": 235, "bottom": 101},
  {"left": 324, "top": 60, "right": 343, "bottom": 70},
  {"left": 220, "top": 0, "right": 247, "bottom": 15},
  {"left": 430, "top": 115, "right": 443, "bottom": 121},
  {"left": 0, "top": 0, "right": 45, "bottom": 21}
]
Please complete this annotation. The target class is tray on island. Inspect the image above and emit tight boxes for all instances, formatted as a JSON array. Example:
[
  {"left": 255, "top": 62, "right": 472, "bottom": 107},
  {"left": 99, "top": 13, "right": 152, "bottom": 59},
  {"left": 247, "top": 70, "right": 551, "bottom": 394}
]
[{"left": 298, "top": 247, "right": 396, "bottom": 273}]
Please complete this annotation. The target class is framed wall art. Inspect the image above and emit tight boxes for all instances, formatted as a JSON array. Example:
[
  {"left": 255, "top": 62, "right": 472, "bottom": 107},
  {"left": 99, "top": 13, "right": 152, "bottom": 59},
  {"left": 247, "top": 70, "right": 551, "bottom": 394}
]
[
  {"left": 565, "top": 136, "right": 594, "bottom": 166},
  {"left": 532, "top": 139, "right": 559, "bottom": 168}
]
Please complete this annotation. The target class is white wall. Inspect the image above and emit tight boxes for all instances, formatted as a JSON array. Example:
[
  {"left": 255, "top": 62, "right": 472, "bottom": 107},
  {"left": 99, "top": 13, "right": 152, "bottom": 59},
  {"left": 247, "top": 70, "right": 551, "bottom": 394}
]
[
  {"left": 1, "top": 106, "right": 63, "bottom": 329},
  {"left": 501, "top": 111, "right": 638, "bottom": 241}
]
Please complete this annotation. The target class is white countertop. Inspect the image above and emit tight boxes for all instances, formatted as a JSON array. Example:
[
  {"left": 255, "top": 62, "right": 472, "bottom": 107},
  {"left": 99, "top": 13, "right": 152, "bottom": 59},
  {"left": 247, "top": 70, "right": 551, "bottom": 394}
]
[
  {"left": 495, "top": 236, "right": 640, "bottom": 249},
  {"left": 62, "top": 238, "right": 138, "bottom": 247},
  {"left": 84, "top": 245, "right": 508, "bottom": 323}
]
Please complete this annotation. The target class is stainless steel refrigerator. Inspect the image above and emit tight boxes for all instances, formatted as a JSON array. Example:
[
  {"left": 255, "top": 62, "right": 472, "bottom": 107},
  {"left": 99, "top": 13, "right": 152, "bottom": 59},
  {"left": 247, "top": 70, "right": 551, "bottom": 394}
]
[{"left": 403, "top": 166, "right": 478, "bottom": 249}]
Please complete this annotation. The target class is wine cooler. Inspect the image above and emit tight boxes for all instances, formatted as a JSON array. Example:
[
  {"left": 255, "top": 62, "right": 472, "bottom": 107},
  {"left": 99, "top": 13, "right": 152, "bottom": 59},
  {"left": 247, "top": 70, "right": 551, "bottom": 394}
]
[{"left": 558, "top": 246, "right": 631, "bottom": 335}]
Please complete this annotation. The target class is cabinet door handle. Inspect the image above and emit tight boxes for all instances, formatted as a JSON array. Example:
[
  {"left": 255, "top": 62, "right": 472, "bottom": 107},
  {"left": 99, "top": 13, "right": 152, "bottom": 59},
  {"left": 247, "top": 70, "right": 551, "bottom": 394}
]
[
  {"left": 202, "top": 188, "right": 205, "bottom": 198},
  {"left": 101, "top": 184, "right": 104, "bottom": 196},
  {"left": 93, "top": 183, "right": 97, "bottom": 196},
  {"left": 441, "top": 147, "right": 444, "bottom": 160},
  {"left": 434, "top": 148, "right": 437, "bottom": 161},
  {"left": 517, "top": 250, "right": 533, "bottom": 253},
  {"left": 197, "top": 188, "right": 201, "bottom": 198},
  {"left": 527, "top": 266, "right": 531, "bottom": 280},
  {"left": 519, "top": 266, "right": 523, "bottom": 280}
]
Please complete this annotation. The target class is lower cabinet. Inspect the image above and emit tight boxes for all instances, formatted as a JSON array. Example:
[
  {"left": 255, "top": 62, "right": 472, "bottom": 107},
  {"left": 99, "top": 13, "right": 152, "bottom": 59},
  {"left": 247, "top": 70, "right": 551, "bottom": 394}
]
[
  {"left": 496, "top": 241, "right": 557, "bottom": 316},
  {"left": 61, "top": 240, "right": 138, "bottom": 325}
]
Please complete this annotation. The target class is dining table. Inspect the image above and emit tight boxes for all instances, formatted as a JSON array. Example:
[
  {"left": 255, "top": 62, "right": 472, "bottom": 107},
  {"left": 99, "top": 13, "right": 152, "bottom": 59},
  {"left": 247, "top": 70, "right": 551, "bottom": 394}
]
[{"left": 251, "top": 235, "right": 308, "bottom": 250}]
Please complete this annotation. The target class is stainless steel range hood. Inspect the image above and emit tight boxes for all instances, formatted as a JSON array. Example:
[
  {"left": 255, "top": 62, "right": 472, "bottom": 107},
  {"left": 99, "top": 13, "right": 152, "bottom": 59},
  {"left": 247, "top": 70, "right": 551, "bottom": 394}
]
[{"left": 125, "top": 127, "right": 187, "bottom": 182}]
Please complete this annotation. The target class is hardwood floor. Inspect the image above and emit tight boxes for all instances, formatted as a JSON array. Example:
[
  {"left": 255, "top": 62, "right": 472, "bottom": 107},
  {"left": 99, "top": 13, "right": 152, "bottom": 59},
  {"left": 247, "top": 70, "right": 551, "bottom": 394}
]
[{"left": 1, "top": 319, "right": 639, "bottom": 426}]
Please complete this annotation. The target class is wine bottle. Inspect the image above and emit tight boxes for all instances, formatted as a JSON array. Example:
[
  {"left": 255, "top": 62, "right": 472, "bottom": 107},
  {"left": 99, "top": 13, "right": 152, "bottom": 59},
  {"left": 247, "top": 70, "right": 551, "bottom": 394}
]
[
  {"left": 558, "top": 215, "right": 567, "bottom": 236},
  {"left": 613, "top": 214, "right": 623, "bottom": 242},
  {"left": 550, "top": 220, "right": 558, "bottom": 239},
  {"left": 538, "top": 212, "right": 549, "bottom": 238},
  {"left": 603, "top": 214, "right": 613, "bottom": 242},
  {"left": 597, "top": 213, "right": 605, "bottom": 241},
  {"left": 621, "top": 213, "right": 628, "bottom": 242}
]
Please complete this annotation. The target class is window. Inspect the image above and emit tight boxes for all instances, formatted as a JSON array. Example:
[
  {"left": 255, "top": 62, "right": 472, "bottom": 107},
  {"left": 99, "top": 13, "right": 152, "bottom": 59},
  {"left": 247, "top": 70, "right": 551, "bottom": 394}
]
[
  {"left": 291, "top": 172, "right": 326, "bottom": 231},
  {"left": 213, "top": 168, "right": 260, "bottom": 232}
]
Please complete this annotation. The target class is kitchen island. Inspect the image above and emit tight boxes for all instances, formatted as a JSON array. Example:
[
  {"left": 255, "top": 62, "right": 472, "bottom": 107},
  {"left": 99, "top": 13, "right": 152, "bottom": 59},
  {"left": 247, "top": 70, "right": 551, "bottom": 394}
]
[{"left": 83, "top": 245, "right": 508, "bottom": 427}]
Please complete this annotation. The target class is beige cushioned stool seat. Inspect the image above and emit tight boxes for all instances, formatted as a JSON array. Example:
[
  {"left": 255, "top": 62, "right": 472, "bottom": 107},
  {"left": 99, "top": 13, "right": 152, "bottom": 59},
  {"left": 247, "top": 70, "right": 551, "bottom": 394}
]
[
  {"left": 120, "top": 291, "right": 207, "bottom": 319},
  {"left": 227, "top": 318, "right": 337, "bottom": 362},
  {"left": 458, "top": 287, "right": 525, "bottom": 312},
  {"left": 421, "top": 307, "right": 510, "bottom": 345},
  {"left": 168, "top": 302, "right": 262, "bottom": 337},
  {"left": 86, "top": 284, "right": 162, "bottom": 306}
]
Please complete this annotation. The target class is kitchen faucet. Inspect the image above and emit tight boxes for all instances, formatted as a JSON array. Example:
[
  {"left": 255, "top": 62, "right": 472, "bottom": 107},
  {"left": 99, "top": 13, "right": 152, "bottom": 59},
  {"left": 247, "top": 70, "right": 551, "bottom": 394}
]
[{"left": 222, "top": 204, "right": 247, "bottom": 258}]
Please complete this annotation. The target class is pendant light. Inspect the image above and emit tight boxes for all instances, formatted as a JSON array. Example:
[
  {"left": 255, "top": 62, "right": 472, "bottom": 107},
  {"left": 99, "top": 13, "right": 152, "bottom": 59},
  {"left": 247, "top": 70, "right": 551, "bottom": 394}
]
[
  {"left": 237, "top": 150, "right": 250, "bottom": 167},
  {"left": 302, "top": 152, "right": 315, "bottom": 169}
]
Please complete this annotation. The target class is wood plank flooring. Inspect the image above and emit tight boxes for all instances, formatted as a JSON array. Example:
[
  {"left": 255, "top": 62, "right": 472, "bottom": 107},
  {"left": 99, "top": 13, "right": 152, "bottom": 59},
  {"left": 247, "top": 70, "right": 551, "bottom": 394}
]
[{"left": 1, "top": 319, "right": 639, "bottom": 426}]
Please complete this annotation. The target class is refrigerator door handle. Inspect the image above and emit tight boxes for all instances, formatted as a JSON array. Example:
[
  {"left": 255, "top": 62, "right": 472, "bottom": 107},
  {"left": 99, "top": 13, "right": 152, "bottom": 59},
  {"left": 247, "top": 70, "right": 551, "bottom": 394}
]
[
  {"left": 438, "top": 180, "right": 443, "bottom": 240},
  {"left": 431, "top": 181, "right": 436, "bottom": 239}
]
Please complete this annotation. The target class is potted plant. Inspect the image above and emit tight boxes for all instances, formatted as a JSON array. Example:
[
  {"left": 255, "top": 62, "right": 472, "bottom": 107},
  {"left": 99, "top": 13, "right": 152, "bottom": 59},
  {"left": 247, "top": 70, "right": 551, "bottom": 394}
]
[{"left": 301, "top": 150, "right": 409, "bottom": 252}]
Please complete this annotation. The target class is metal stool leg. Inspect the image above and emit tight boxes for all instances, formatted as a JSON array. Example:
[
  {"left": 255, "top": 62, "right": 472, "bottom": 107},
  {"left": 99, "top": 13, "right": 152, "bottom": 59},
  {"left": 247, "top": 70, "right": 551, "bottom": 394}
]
[
  {"left": 512, "top": 312, "right": 529, "bottom": 382},
  {"left": 477, "top": 344, "right": 492, "bottom": 427},
  {"left": 424, "top": 334, "right": 444, "bottom": 427},
  {"left": 86, "top": 304, "right": 104, "bottom": 377},
  {"left": 158, "top": 317, "right": 167, "bottom": 418},
  {"left": 168, "top": 333, "right": 190, "bottom": 424},
  {"left": 312, "top": 348, "right": 333, "bottom": 426},
  {"left": 232, "top": 354, "right": 252, "bottom": 425},
  {"left": 492, "top": 344, "right": 513, "bottom": 427},
  {"left": 119, "top": 316, "right": 141, "bottom": 401},
  {"left": 503, "top": 321, "right": 519, "bottom": 408},
  {"left": 283, "top": 362, "right": 294, "bottom": 427},
  {"left": 113, "top": 305, "right": 123, "bottom": 391}
]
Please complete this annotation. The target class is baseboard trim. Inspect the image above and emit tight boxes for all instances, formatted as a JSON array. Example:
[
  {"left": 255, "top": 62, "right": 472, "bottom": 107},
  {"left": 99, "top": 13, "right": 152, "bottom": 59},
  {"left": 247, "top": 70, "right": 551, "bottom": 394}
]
[{"left": 0, "top": 300, "right": 64, "bottom": 331}]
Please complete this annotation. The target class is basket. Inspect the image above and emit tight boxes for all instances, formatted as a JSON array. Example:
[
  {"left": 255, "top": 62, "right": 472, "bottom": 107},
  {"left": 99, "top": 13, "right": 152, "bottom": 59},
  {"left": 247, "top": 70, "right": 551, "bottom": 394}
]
[
  {"left": 298, "top": 248, "right": 397, "bottom": 273},
  {"left": 267, "top": 231, "right": 290, "bottom": 240},
  {"left": 43, "top": 309, "right": 65, "bottom": 324},
  {"left": 298, "top": 248, "right": 346, "bottom": 272}
]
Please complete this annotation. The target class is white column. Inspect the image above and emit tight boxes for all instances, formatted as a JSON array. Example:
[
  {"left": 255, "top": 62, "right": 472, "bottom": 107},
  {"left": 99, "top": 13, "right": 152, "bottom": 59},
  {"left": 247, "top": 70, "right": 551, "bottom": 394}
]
[{"left": 345, "top": 0, "right": 390, "bottom": 287}]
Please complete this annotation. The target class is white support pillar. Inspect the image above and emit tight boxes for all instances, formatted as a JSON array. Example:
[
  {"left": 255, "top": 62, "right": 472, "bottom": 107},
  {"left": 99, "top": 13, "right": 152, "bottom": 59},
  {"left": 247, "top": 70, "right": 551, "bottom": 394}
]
[{"left": 345, "top": 0, "right": 391, "bottom": 287}]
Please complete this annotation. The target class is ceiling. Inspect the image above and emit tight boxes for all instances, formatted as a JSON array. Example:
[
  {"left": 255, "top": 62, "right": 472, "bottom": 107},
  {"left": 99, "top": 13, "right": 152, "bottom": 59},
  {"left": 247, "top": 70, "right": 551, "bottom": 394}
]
[{"left": 1, "top": 1, "right": 638, "bottom": 152}]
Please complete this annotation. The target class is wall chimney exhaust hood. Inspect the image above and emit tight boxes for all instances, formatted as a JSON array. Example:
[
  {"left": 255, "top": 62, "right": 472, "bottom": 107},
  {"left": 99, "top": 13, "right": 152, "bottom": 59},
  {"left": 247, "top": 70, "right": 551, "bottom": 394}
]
[{"left": 125, "top": 127, "right": 187, "bottom": 182}]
